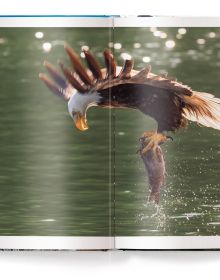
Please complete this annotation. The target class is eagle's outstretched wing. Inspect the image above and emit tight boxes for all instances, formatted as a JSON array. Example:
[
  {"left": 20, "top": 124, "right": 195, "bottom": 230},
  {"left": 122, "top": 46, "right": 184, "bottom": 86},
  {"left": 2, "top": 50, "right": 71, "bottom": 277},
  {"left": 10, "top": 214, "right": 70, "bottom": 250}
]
[{"left": 40, "top": 45, "right": 220, "bottom": 132}]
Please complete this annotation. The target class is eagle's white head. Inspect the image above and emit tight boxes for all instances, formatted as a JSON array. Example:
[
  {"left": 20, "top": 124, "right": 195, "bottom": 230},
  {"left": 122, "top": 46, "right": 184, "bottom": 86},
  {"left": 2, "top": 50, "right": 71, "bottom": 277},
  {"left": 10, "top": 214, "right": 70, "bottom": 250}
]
[
  {"left": 39, "top": 46, "right": 126, "bottom": 132},
  {"left": 67, "top": 90, "right": 101, "bottom": 131}
]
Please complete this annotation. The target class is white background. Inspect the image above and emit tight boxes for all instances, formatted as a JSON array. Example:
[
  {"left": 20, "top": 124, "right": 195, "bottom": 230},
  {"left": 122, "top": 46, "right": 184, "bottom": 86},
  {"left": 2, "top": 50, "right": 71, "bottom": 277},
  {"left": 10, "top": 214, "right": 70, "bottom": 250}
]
[{"left": 1, "top": 0, "right": 220, "bottom": 279}]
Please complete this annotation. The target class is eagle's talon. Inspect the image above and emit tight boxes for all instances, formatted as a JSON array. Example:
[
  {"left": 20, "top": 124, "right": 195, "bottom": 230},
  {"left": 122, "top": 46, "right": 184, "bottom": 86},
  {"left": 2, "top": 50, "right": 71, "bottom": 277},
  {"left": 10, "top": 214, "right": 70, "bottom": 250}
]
[
  {"left": 166, "top": 135, "right": 173, "bottom": 141},
  {"left": 139, "top": 131, "right": 172, "bottom": 156},
  {"left": 141, "top": 141, "right": 155, "bottom": 155}
]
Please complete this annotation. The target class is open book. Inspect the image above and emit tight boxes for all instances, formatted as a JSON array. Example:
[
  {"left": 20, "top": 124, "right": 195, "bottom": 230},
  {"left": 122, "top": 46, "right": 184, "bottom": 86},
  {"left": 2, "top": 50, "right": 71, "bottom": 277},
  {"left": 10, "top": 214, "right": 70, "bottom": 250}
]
[{"left": 0, "top": 16, "right": 220, "bottom": 250}]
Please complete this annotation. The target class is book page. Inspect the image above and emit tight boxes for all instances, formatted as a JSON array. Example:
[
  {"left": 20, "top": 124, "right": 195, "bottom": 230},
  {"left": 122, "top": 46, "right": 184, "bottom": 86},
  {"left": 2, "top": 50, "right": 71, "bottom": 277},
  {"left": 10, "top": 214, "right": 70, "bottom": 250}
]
[
  {"left": 113, "top": 17, "right": 220, "bottom": 249},
  {"left": 0, "top": 17, "right": 114, "bottom": 250}
]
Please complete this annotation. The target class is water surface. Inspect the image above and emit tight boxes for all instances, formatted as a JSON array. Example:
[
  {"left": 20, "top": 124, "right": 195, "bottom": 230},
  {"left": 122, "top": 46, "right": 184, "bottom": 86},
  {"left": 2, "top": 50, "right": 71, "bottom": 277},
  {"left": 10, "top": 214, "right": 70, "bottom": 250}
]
[
  {"left": 114, "top": 27, "right": 220, "bottom": 236},
  {"left": 0, "top": 27, "right": 113, "bottom": 235},
  {"left": 0, "top": 26, "right": 220, "bottom": 236}
]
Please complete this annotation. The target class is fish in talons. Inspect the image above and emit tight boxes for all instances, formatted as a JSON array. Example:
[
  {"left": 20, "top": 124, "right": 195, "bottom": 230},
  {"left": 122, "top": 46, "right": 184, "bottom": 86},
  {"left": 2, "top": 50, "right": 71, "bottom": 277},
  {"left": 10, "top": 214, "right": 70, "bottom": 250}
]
[{"left": 138, "top": 131, "right": 173, "bottom": 204}]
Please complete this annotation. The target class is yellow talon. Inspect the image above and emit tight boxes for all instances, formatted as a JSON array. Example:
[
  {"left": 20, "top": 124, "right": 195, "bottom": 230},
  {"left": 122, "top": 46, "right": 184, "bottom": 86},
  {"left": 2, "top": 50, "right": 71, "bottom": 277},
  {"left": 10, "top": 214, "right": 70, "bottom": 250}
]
[{"left": 140, "top": 131, "right": 172, "bottom": 156}]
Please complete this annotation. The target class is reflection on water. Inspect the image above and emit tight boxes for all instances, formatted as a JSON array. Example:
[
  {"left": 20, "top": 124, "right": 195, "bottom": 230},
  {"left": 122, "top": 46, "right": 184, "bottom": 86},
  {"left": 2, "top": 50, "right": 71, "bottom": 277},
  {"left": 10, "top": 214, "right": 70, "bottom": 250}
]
[
  {"left": 0, "top": 26, "right": 220, "bottom": 236},
  {"left": 115, "top": 27, "right": 220, "bottom": 236}
]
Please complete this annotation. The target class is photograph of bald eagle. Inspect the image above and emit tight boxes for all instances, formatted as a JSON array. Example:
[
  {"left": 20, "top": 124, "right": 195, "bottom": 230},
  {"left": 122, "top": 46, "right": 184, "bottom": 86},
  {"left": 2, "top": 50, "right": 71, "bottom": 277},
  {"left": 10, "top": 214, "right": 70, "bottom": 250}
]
[
  {"left": 41, "top": 44, "right": 220, "bottom": 206},
  {"left": 0, "top": 26, "right": 220, "bottom": 237}
]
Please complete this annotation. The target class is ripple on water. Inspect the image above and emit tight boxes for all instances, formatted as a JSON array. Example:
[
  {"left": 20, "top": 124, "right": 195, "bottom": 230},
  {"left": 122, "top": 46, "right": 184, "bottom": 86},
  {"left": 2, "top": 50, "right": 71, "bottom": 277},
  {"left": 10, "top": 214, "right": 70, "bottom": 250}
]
[
  {"left": 170, "top": 213, "right": 203, "bottom": 219},
  {"left": 140, "top": 229, "right": 159, "bottom": 232},
  {"left": 40, "top": 219, "right": 56, "bottom": 222},
  {"left": 118, "top": 132, "right": 125, "bottom": 136},
  {"left": 202, "top": 204, "right": 220, "bottom": 208}
]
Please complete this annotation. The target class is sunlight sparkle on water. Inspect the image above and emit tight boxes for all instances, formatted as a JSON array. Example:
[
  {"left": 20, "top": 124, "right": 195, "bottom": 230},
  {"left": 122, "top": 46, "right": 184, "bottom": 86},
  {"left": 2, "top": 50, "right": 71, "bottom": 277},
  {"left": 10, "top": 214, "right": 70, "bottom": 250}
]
[
  {"left": 165, "top": 40, "right": 175, "bottom": 49},
  {"left": 108, "top": 42, "right": 114, "bottom": 48},
  {"left": 81, "top": 45, "right": 89, "bottom": 51},
  {"left": 42, "top": 42, "right": 52, "bottom": 52},
  {"left": 208, "top": 32, "right": 216, "bottom": 38},
  {"left": 176, "top": 34, "right": 183, "bottom": 39},
  {"left": 114, "top": 43, "right": 122, "bottom": 50},
  {"left": 197, "top": 38, "right": 206, "bottom": 45},
  {"left": 133, "top": 42, "right": 141, "bottom": 48},
  {"left": 150, "top": 27, "right": 157, "bottom": 32},
  {"left": 120, "top": 53, "right": 132, "bottom": 60},
  {"left": 207, "top": 222, "right": 220, "bottom": 225},
  {"left": 118, "top": 132, "right": 125, "bottom": 136},
  {"left": 178, "top": 28, "right": 187, "bottom": 35},
  {"left": 35, "top": 31, "right": 44, "bottom": 39},
  {"left": 0, "top": 38, "right": 6, "bottom": 44},
  {"left": 142, "top": 56, "right": 151, "bottom": 63},
  {"left": 160, "top": 32, "right": 167, "bottom": 39},
  {"left": 40, "top": 219, "right": 55, "bottom": 222},
  {"left": 153, "top": 31, "right": 161, "bottom": 37}
]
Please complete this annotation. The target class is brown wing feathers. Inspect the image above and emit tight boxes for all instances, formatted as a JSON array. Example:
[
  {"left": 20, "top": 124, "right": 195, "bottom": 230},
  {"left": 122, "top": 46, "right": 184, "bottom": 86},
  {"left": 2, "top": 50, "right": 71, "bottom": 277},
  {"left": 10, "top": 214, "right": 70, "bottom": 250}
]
[
  {"left": 39, "top": 44, "right": 200, "bottom": 100},
  {"left": 182, "top": 92, "right": 220, "bottom": 130},
  {"left": 118, "top": 59, "right": 134, "bottom": 79},
  {"left": 130, "top": 66, "right": 151, "bottom": 81},
  {"left": 103, "top": 49, "right": 117, "bottom": 78},
  {"left": 39, "top": 73, "right": 66, "bottom": 99},
  {"left": 40, "top": 44, "right": 220, "bottom": 131},
  {"left": 39, "top": 45, "right": 134, "bottom": 99},
  {"left": 64, "top": 45, "right": 92, "bottom": 86},
  {"left": 58, "top": 61, "right": 87, "bottom": 93},
  {"left": 43, "top": 61, "right": 67, "bottom": 89},
  {"left": 83, "top": 49, "right": 103, "bottom": 80}
]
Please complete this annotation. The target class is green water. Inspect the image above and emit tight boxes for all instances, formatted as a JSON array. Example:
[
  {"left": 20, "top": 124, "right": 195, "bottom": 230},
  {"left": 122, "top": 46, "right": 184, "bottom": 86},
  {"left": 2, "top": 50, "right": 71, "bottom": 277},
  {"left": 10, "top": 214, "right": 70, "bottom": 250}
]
[
  {"left": 0, "top": 27, "right": 113, "bottom": 235},
  {"left": 114, "top": 27, "right": 220, "bottom": 236},
  {"left": 0, "top": 26, "right": 220, "bottom": 236}
]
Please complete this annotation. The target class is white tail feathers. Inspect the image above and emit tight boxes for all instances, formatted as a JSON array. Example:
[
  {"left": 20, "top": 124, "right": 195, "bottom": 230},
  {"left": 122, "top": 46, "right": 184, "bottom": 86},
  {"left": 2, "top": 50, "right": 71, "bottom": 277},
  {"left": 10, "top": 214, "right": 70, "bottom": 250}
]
[{"left": 183, "top": 92, "right": 220, "bottom": 130}]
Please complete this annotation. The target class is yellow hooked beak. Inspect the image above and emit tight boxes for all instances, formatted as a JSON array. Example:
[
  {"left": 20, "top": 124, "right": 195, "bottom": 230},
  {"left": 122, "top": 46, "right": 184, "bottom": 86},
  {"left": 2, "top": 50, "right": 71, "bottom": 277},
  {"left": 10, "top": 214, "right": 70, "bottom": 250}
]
[{"left": 73, "top": 112, "right": 89, "bottom": 131}]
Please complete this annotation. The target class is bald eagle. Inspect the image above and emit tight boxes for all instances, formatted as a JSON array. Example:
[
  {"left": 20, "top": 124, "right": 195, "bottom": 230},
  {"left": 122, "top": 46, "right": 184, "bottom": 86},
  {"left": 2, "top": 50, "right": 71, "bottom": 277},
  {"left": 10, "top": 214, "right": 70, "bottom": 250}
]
[{"left": 39, "top": 45, "right": 220, "bottom": 152}]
